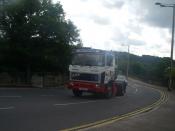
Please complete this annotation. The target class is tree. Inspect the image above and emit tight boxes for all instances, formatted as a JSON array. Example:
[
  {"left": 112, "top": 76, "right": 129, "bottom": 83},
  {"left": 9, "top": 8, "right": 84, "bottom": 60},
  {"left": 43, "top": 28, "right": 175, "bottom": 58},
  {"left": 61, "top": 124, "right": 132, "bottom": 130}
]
[
  {"left": 117, "top": 51, "right": 173, "bottom": 87},
  {"left": 0, "top": 0, "right": 80, "bottom": 83},
  {"left": 130, "top": 62, "right": 145, "bottom": 76}
]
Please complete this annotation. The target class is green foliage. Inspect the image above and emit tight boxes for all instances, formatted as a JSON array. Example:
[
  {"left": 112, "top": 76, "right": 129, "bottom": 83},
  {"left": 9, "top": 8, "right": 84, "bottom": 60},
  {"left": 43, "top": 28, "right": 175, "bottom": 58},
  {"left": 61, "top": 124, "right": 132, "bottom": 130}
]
[
  {"left": 165, "top": 67, "right": 175, "bottom": 79},
  {"left": 0, "top": 0, "right": 80, "bottom": 82},
  {"left": 117, "top": 52, "right": 172, "bottom": 86},
  {"left": 130, "top": 62, "right": 145, "bottom": 76}
]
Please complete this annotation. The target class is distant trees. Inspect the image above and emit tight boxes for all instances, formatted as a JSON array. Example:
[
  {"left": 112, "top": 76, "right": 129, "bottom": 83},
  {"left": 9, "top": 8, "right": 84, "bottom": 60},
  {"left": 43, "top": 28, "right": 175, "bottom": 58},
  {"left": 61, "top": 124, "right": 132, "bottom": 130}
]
[
  {"left": 117, "top": 52, "right": 174, "bottom": 87},
  {"left": 130, "top": 62, "right": 145, "bottom": 76},
  {"left": 0, "top": 0, "right": 81, "bottom": 83}
]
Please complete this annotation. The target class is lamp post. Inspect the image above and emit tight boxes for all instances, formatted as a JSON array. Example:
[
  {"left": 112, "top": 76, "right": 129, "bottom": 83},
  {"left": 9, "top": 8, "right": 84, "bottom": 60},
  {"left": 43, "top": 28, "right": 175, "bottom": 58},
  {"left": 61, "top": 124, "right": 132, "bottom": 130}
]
[{"left": 155, "top": 2, "right": 175, "bottom": 91}]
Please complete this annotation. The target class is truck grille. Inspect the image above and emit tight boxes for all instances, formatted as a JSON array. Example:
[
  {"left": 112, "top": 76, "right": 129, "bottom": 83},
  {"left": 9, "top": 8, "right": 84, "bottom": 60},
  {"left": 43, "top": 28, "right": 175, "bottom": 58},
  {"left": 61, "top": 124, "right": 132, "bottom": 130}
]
[{"left": 71, "top": 72, "right": 99, "bottom": 82}]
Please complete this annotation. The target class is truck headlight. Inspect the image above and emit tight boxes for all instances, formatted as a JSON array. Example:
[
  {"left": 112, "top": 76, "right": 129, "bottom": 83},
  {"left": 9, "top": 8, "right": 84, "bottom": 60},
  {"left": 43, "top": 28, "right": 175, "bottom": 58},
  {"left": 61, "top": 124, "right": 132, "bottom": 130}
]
[
  {"left": 96, "top": 84, "right": 100, "bottom": 88},
  {"left": 70, "top": 82, "right": 74, "bottom": 86}
]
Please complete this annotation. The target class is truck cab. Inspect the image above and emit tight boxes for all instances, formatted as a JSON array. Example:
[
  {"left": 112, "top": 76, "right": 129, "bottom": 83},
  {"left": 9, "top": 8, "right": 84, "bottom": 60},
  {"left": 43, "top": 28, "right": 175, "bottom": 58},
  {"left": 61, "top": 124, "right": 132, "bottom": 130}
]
[{"left": 67, "top": 48, "right": 121, "bottom": 98}]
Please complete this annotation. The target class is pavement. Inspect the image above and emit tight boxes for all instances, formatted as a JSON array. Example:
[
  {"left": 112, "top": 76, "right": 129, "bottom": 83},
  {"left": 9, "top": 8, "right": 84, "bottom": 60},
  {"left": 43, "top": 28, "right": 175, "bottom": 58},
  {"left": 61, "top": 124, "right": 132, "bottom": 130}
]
[{"left": 86, "top": 80, "right": 175, "bottom": 131}]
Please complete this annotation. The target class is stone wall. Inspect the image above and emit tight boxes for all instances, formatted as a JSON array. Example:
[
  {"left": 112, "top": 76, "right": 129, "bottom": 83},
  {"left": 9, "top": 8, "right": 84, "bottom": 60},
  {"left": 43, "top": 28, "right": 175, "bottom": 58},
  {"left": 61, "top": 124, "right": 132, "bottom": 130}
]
[{"left": 0, "top": 72, "right": 68, "bottom": 88}]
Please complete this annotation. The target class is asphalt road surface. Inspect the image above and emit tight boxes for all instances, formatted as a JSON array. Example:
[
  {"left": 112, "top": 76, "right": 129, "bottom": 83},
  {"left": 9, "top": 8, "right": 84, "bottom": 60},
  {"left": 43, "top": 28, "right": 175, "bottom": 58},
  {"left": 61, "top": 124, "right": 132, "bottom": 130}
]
[{"left": 0, "top": 80, "right": 161, "bottom": 131}]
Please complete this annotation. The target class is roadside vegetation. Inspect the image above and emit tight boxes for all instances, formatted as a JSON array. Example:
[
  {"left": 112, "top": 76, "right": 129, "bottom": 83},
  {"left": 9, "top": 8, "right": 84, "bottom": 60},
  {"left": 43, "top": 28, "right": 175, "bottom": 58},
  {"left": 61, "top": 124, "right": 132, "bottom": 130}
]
[
  {"left": 117, "top": 52, "right": 175, "bottom": 87},
  {"left": 0, "top": 0, "right": 81, "bottom": 84}
]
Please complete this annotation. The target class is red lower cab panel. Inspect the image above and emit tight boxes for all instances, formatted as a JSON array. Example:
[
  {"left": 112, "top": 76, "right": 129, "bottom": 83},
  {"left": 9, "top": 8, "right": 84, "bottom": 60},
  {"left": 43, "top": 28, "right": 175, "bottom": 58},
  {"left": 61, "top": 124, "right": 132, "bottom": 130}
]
[
  {"left": 67, "top": 81, "right": 107, "bottom": 93},
  {"left": 67, "top": 81, "right": 119, "bottom": 96}
]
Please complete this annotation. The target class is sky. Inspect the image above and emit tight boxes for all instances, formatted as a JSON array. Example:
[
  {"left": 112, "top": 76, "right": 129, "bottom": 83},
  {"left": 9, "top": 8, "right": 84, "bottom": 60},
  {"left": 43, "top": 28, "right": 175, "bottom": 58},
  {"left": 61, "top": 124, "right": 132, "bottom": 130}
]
[{"left": 55, "top": 0, "right": 175, "bottom": 57}]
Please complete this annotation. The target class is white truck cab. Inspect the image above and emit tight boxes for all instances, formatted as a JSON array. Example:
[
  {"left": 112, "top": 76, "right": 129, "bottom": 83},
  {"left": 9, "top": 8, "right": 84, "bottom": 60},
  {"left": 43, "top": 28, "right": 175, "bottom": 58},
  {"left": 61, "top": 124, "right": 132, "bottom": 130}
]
[{"left": 67, "top": 48, "right": 125, "bottom": 98}]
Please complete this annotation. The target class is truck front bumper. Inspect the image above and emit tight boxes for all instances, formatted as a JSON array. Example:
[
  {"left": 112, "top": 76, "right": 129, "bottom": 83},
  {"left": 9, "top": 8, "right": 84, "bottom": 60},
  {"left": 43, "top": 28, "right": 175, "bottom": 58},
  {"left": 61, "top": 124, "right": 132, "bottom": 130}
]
[{"left": 67, "top": 81, "right": 107, "bottom": 93}]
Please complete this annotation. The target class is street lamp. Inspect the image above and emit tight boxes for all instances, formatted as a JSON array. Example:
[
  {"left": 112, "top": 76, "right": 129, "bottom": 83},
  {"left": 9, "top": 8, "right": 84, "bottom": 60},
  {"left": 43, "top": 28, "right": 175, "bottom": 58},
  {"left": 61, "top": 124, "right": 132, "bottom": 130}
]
[{"left": 155, "top": 2, "right": 175, "bottom": 91}]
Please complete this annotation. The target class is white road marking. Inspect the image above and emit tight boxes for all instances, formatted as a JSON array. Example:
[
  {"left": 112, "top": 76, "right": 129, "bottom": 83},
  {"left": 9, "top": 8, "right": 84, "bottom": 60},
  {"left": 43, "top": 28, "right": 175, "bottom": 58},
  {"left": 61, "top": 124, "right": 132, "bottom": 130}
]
[
  {"left": 130, "top": 85, "right": 138, "bottom": 94},
  {"left": 54, "top": 100, "right": 98, "bottom": 106},
  {"left": 136, "top": 88, "right": 138, "bottom": 92},
  {"left": 133, "top": 84, "right": 138, "bottom": 87},
  {"left": 40, "top": 95, "right": 55, "bottom": 97},
  {"left": 0, "top": 106, "right": 14, "bottom": 110},
  {"left": 0, "top": 96, "right": 22, "bottom": 98}
]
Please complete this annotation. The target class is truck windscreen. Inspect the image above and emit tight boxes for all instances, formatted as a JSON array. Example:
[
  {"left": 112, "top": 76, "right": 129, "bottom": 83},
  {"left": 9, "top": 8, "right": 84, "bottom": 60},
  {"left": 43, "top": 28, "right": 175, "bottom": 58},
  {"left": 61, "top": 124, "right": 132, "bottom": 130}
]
[{"left": 72, "top": 53, "right": 105, "bottom": 66}]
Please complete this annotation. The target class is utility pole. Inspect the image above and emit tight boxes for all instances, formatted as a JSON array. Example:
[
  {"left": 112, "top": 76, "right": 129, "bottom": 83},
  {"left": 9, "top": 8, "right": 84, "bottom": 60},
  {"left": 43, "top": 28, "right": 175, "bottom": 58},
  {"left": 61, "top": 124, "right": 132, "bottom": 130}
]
[
  {"left": 155, "top": 2, "right": 175, "bottom": 91},
  {"left": 126, "top": 45, "right": 130, "bottom": 80},
  {"left": 121, "top": 44, "right": 130, "bottom": 79}
]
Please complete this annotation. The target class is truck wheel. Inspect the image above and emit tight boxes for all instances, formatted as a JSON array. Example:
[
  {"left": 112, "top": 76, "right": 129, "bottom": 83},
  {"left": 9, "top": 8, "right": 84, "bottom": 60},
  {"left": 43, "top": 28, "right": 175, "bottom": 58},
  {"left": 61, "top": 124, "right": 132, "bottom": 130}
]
[
  {"left": 121, "top": 87, "right": 125, "bottom": 96},
  {"left": 105, "top": 86, "right": 113, "bottom": 99},
  {"left": 123, "top": 83, "right": 127, "bottom": 93},
  {"left": 72, "top": 90, "right": 82, "bottom": 97},
  {"left": 117, "top": 86, "right": 124, "bottom": 96},
  {"left": 124, "top": 85, "right": 126, "bottom": 93}
]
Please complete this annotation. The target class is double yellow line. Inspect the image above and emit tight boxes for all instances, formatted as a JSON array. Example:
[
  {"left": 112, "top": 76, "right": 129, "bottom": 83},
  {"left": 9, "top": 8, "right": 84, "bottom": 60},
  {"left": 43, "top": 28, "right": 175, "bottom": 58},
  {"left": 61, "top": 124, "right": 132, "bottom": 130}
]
[{"left": 61, "top": 89, "right": 168, "bottom": 131}]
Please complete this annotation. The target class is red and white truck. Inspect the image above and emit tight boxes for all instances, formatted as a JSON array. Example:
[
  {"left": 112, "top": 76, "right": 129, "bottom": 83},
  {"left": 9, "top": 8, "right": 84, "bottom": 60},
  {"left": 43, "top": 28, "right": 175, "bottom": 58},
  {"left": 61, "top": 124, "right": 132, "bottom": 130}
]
[{"left": 67, "top": 48, "right": 126, "bottom": 98}]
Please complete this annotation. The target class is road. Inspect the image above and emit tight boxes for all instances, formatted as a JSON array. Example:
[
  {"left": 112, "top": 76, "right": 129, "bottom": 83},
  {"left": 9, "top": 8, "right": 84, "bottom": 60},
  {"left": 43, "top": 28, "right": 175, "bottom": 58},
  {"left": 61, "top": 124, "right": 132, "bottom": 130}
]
[{"left": 0, "top": 79, "right": 161, "bottom": 131}]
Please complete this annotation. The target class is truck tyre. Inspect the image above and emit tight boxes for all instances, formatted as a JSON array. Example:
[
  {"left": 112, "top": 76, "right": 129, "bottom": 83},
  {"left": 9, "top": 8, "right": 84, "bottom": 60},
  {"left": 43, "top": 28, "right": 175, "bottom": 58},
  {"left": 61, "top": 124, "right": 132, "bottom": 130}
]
[
  {"left": 105, "top": 86, "right": 113, "bottom": 99},
  {"left": 117, "top": 85, "right": 124, "bottom": 96},
  {"left": 72, "top": 90, "right": 83, "bottom": 97},
  {"left": 124, "top": 85, "right": 126, "bottom": 93},
  {"left": 123, "top": 83, "right": 127, "bottom": 93}
]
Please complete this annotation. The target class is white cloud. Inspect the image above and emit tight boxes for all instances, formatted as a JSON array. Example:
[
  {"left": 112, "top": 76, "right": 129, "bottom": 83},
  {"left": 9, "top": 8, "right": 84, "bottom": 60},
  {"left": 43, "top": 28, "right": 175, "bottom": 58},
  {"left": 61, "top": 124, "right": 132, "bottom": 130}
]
[
  {"left": 102, "top": 0, "right": 125, "bottom": 9},
  {"left": 56, "top": 0, "right": 174, "bottom": 58}
]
